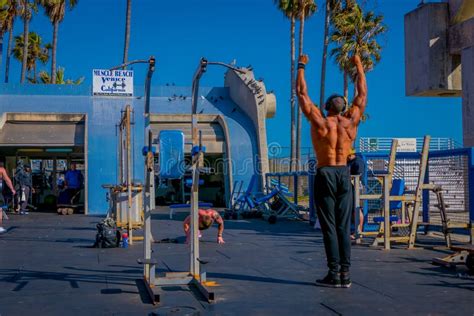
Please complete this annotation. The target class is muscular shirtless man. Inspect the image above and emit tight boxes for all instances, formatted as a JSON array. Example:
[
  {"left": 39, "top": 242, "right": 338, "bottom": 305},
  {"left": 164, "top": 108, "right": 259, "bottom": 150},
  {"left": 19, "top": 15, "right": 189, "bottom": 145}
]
[
  {"left": 0, "top": 164, "right": 16, "bottom": 234},
  {"left": 296, "top": 54, "right": 367, "bottom": 288},
  {"left": 183, "top": 209, "right": 225, "bottom": 244}
]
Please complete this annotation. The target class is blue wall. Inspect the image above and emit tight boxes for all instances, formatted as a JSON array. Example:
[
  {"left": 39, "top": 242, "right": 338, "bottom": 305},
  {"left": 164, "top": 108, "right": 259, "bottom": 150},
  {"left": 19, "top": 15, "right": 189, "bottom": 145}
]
[{"left": 0, "top": 84, "right": 258, "bottom": 214}]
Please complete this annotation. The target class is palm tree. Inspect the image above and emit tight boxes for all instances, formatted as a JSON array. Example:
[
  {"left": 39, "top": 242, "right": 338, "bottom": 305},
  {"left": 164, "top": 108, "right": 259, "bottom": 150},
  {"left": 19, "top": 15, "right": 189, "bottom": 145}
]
[
  {"left": 12, "top": 31, "right": 51, "bottom": 81},
  {"left": 320, "top": 0, "right": 342, "bottom": 109},
  {"left": 0, "top": 0, "right": 8, "bottom": 75},
  {"left": 1, "top": 0, "right": 19, "bottom": 83},
  {"left": 295, "top": 0, "right": 316, "bottom": 171},
  {"left": 330, "top": 3, "right": 386, "bottom": 98},
  {"left": 122, "top": 0, "right": 131, "bottom": 67},
  {"left": 40, "top": 0, "right": 78, "bottom": 84},
  {"left": 18, "top": 0, "right": 38, "bottom": 83},
  {"left": 274, "top": 0, "right": 299, "bottom": 171},
  {"left": 34, "top": 66, "right": 83, "bottom": 84}
]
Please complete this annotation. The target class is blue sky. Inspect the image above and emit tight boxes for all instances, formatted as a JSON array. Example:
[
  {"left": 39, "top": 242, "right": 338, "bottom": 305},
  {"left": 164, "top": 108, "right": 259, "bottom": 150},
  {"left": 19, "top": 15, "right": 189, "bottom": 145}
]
[{"left": 2, "top": 0, "right": 462, "bottom": 148}]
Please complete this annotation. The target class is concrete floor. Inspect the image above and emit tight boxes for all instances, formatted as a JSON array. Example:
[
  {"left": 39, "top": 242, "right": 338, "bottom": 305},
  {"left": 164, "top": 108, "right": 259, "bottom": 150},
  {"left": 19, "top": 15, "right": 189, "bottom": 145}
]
[{"left": 0, "top": 208, "right": 473, "bottom": 316}]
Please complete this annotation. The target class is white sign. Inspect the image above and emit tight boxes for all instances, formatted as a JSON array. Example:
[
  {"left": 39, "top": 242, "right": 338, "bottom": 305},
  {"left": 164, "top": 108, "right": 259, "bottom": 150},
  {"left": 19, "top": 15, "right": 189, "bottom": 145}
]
[
  {"left": 92, "top": 69, "right": 133, "bottom": 96},
  {"left": 396, "top": 138, "right": 417, "bottom": 152}
]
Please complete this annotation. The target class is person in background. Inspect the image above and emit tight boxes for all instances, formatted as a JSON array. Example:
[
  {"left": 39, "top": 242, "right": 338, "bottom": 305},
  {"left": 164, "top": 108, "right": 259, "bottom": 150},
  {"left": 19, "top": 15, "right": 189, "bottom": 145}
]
[
  {"left": 183, "top": 209, "right": 225, "bottom": 244},
  {"left": 64, "top": 163, "right": 84, "bottom": 205},
  {"left": 14, "top": 161, "right": 33, "bottom": 215},
  {"left": 0, "top": 162, "right": 16, "bottom": 234},
  {"left": 347, "top": 149, "right": 366, "bottom": 239}
]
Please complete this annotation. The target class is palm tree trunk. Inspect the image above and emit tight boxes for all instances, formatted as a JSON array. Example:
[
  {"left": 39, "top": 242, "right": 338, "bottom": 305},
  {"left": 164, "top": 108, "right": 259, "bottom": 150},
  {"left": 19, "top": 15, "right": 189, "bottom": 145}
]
[
  {"left": 290, "top": 16, "right": 296, "bottom": 172},
  {"left": 5, "top": 27, "right": 14, "bottom": 83},
  {"left": 123, "top": 0, "right": 131, "bottom": 67},
  {"left": 320, "top": 0, "right": 330, "bottom": 111},
  {"left": 343, "top": 70, "right": 349, "bottom": 99},
  {"left": 51, "top": 20, "right": 59, "bottom": 84},
  {"left": 296, "top": 8, "right": 305, "bottom": 172},
  {"left": 0, "top": 33, "right": 3, "bottom": 78},
  {"left": 20, "top": 13, "right": 29, "bottom": 84}
]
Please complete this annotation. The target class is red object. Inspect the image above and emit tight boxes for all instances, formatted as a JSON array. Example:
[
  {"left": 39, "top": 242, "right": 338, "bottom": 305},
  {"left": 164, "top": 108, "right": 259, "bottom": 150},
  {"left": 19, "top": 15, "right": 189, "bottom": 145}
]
[{"left": 122, "top": 233, "right": 128, "bottom": 239}]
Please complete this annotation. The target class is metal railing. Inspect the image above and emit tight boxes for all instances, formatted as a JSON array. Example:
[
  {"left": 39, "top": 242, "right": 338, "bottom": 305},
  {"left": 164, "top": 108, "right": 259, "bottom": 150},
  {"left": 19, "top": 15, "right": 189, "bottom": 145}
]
[{"left": 359, "top": 137, "right": 461, "bottom": 153}]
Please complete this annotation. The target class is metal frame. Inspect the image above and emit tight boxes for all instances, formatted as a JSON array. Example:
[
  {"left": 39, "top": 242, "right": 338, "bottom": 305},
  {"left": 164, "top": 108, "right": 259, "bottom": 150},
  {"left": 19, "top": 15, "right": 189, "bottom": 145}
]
[
  {"left": 140, "top": 57, "right": 244, "bottom": 304},
  {"left": 118, "top": 105, "right": 135, "bottom": 243},
  {"left": 355, "top": 137, "right": 431, "bottom": 249},
  {"left": 354, "top": 136, "right": 472, "bottom": 249}
]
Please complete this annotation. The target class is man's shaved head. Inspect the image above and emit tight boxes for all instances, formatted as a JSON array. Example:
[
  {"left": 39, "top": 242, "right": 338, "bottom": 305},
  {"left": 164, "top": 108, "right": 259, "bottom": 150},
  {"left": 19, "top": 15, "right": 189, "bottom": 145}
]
[{"left": 325, "top": 94, "right": 347, "bottom": 114}]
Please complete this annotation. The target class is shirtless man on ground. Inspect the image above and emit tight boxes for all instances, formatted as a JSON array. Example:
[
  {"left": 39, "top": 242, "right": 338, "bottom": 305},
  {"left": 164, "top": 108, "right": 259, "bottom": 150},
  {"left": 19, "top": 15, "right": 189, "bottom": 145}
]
[
  {"left": 183, "top": 209, "right": 225, "bottom": 244},
  {"left": 0, "top": 164, "right": 16, "bottom": 234},
  {"left": 296, "top": 54, "right": 367, "bottom": 288}
]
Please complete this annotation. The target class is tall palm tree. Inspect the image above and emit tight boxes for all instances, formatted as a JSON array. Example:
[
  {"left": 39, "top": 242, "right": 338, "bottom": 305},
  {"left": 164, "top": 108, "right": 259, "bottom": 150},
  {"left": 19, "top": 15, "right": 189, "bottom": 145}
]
[
  {"left": 0, "top": 0, "right": 8, "bottom": 75},
  {"left": 12, "top": 31, "right": 51, "bottom": 81},
  {"left": 330, "top": 3, "right": 386, "bottom": 98},
  {"left": 35, "top": 66, "right": 83, "bottom": 84},
  {"left": 295, "top": 0, "right": 316, "bottom": 171},
  {"left": 320, "top": 0, "right": 342, "bottom": 109},
  {"left": 1, "top": 0, "right": 19, "bottom": 83},
  {"left": 40, "top": 0, "right": 78, "bottom": 84},
  {"left": 18, "top": 0, "right": 36, "bottom": 83},
  {"left": 274, "top": 0, "right": 298, "bottom": 171},
  {"left": 122, "top": 0, "right": 131, "bottom": 67}
]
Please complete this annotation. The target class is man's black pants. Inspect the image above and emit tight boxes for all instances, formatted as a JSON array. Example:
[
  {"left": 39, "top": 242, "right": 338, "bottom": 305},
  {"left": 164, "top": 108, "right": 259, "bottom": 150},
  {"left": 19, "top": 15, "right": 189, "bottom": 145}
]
[{"left": 315, "top": 166, "right": 352, "bottom": 275}]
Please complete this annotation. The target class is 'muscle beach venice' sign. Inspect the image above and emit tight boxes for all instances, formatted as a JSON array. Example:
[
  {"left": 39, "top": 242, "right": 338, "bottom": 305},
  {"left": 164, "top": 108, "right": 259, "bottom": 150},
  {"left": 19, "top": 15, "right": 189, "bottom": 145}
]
[{"left": 92, "top": 69, "right": 134, "bottom": 97}]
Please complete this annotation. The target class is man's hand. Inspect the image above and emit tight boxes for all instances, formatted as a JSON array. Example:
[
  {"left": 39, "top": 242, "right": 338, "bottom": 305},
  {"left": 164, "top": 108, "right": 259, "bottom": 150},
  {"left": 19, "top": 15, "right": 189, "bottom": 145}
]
[
  {"left": 217, "top": 236, "right": 225, "bottom": 244},
  {"left": 299, "top": 54, "right": 309, "bottom": 65},
  {"left": 11, "top": 189, "right": 16, "bottom": 196}
]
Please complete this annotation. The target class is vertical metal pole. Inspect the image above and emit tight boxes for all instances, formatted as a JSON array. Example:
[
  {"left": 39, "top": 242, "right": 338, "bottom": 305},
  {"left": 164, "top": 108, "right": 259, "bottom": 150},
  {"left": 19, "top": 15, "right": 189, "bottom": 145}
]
[
  {"left": 294, "top": 174, "right": 298, "bottom": 205},
  {"left": 383, "top": 174, "right": 391, "bottom": 250},
  {"left": 353, "top": 175, "right": 361, "bottom": 241},
  {"left": 126, "top": 105, "right": 133, "bottom": 244},
  {"left": 53, "top": 158, "right": 58, "bottom": 195},
  {"left": 143, "top": 57, "right": 155, "bottom": 283},
  {"left": 189, "top": 58, "right": 207, "bottom": 278},
  {"left": 119, "top": 124, "right": 123, "bottom": 184},
  {"left": 469, "top": 148, "right": 474, "bottom": 245}
]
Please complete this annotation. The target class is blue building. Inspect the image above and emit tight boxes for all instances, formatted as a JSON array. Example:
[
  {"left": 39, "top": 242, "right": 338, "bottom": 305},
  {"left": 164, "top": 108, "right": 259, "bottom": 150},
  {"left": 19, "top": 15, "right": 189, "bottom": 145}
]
[{"left": 0, "top": 67, "right": 276, "bottom": 214}]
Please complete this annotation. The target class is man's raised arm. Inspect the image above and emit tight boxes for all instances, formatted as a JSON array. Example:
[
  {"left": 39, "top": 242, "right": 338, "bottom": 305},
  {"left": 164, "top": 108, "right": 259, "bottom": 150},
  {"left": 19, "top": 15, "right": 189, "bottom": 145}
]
[
  {"left": 296, "top": 55, "right": 324, "bottom": 126},
  {"left": 346, "top": 55, "right": 367, "bottom": 125}
]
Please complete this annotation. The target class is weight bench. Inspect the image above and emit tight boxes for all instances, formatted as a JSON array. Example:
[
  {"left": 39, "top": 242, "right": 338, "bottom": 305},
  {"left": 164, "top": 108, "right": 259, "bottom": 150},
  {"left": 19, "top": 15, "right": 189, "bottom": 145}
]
[{"left": 169, "top": 202, "right": 213, "bottom": 219}]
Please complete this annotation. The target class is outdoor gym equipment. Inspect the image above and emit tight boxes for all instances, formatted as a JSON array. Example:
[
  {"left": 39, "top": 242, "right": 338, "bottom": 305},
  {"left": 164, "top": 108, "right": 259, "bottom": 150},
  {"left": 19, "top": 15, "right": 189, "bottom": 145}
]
[
  {"left": 354, "top": 135, "right": 456, "bottom": 250},
  {"left": 432, "top": 244, "right": 474, "bottom": 273},
  {"left": 57, "top": 189, "right": 82, "bottom": 215},
  {"left": 101, "top": 104, "right": 144, "bottom": 243},
  {"left": 139, "top": 57, "right": 245, "bottom": 304},
  {"left": 225, "top": 173, "right": 305, "bottom": 223}
]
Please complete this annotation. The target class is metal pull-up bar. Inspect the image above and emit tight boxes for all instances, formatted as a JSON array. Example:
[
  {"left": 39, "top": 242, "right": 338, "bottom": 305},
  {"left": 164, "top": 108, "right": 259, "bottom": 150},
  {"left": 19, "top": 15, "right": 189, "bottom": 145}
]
[{"left": 188, "top": 58, "right": 245, "bottom": 281}]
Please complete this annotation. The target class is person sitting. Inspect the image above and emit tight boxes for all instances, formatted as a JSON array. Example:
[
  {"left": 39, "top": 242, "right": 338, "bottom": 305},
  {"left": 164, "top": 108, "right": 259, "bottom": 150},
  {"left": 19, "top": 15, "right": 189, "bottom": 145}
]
[{"left": 183, "top": 209, "right": 225, "bottom": 244}]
